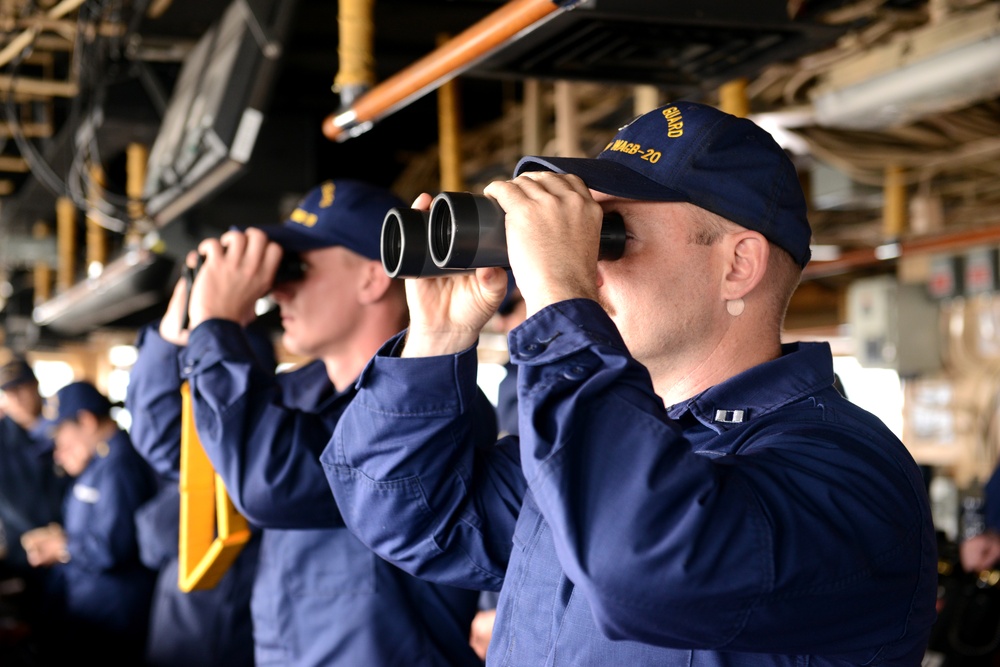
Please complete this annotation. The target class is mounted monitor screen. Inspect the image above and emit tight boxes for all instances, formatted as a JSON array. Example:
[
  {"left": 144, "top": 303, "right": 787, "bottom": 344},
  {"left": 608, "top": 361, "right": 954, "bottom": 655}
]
[{"left": 143, "top": 0, "right": 296, "bottom": 227}]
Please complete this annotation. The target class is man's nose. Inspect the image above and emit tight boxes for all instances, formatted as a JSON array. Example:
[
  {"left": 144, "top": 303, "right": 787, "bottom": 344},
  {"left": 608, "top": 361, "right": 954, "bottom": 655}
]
[{"left": 271, "top": 283, "right": 292, "bottom": 303}]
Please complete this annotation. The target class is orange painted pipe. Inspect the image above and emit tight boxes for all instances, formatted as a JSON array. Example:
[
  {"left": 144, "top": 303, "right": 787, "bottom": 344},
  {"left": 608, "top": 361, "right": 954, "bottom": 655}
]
[
  {"left": 323, "top": 0, "right": 571, "bottom": 142},
  {"left": 803, "top": 222, "right": 1000, "bottom": 281}
]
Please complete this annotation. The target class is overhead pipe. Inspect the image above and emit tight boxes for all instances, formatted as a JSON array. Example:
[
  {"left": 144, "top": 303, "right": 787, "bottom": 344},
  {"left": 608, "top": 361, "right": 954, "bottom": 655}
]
[
  {"left": 0, "top": 0, "right": 87, "bottom": 68},
  {"left": 86, "top": 165, "right": 108, "bottom": 275},
  {"left": 55, "top": 195, "right": 76, "bottom": 291},
  {"left": 553, "top": 81, "right": 584, "bottom": 158},
  {"left": 436, "top": 33, "right": 464, "bottom": 192},
  {"left": 0, "top": 155, "right": 29, "bottom": 172},
  {"left": 0, "top": 73, "right": 77, "bottom": 97},
  {"left": 803, "top": 222, "right": 1000, "bottom": 281},
  {"left": 322, "top": 0, "right": 579, "bottom": 142},
  {"left": 126, "top": 142, "right": 148, "bottom": 245},
  {"left": 634, "top": 84, "right": 660, "bottom": 116},
  {"left": 334, "top": 0, "right": 376, "bottom": 109},
  {"left": 718, "top": 78, "right": 750, "bottom": 118},
  {"left": 522, "top": 78, "right": 544, "bottom": 155},
  {"left": 883, "top": 164, "right": 907, "bottom": 241}
]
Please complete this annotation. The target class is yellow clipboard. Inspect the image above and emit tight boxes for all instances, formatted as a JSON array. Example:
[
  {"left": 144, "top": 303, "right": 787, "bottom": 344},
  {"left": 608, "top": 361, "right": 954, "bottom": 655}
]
[{"left": 178, "top": 381, "right": 251, "bottom": 592}]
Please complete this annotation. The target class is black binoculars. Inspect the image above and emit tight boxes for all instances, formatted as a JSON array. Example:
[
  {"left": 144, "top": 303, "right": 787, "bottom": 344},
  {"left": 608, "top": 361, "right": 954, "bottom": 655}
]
[
  {"left": 271, "top": 251, "right": 307, "bottom": 285},
  {"left": 381, "top": 192, "right": 626, "bottom": 278},
  {"left": 185, "top": 250, "right": 305, "bottom": 289},
  {"left": 180, "top": 250, "right": 305, "bottom": 329}
]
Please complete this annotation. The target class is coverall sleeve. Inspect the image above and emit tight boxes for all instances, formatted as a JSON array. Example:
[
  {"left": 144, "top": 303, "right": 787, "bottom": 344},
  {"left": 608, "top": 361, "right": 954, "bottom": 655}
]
[
  {"left": 322, "top": 333, "right": 527, "bottom": 593},
  {"left": 127, "top": 323, "right": 184, "bottom": 480},
  {"left": 179, "top": 319, "right": 343, "bottom": 529},
  {"left": 510, "top": 299, "right": 934, "bottom": 653}
]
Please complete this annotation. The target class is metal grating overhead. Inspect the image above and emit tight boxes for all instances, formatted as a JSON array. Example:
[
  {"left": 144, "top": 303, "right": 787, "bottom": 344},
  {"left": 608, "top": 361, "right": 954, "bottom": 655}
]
[{"left": 469, "top": 0, "right": 846, "bottom": 97}]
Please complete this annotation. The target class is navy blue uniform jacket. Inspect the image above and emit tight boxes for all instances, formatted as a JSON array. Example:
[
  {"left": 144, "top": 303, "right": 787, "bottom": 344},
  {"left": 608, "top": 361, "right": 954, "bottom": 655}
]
[
  {"left": 128, "top": 323, "right": 259, "bottom": 667},
  {"left": 55, "top": 429, "right": 156, "bottom": 645},
  {"left": 322, "top": 298, "right": 938, "bottom": 665},
  {"left": 176, "top": 318, "right": 484, "bottom": 666}
]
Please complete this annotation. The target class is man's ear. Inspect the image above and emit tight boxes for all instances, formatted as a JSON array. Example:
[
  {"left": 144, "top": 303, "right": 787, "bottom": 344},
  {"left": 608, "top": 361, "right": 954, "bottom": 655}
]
[
  {"left": 722, "top": 231, "right": 769, "bottom": 301},
  {"left": 357, "top": 260, "right": 393, "bottom": 305}
]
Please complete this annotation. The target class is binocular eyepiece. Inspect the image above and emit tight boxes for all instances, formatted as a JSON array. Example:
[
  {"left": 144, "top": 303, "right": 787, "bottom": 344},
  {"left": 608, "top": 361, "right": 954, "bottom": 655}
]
[
  {"left": 381, "top": 192, "right": 626, "bottom": 279},
  {"left": 271, "top": 251, "right": 307, "bottom": 285}
]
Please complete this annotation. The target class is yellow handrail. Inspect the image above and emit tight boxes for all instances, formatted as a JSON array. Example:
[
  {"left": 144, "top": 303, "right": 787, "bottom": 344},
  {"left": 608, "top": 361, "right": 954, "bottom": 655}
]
[{"left": 178, "top": 381, "right": 251, "bottom": 592}]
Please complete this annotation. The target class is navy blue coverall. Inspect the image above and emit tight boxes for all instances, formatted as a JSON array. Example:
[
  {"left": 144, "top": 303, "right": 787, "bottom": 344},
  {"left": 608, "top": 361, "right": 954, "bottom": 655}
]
[
  {"left": 131, "top": 318, "right": 488, "bottom": 666},
  {"left": 323, "top": 299, "right": 939, "bottom": 666}
]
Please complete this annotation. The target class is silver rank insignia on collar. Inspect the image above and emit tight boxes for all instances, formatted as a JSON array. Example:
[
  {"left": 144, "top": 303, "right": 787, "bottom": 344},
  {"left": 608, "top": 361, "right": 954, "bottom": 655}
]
[{"left": 714, "top": 409, "right": 745, "bottom": 424}]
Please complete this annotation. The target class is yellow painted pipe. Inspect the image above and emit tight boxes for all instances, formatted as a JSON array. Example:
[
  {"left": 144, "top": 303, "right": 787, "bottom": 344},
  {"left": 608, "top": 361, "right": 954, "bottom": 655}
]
[
  {"left": 719, "top": 78, "right": 749, "bottom": 118},
  {"left": 126, "top": 143, "right": 147, "bottom": 211},
  {"left": 55, "top": 196, "right": 76, "bottom": 291},
  {"left": 883, "top": 164, "right": 907, "bottom": 240},
  {"left": 335, "top": 0, "right": 375, "bottom": 98},
  {"left": 126, "top": 143, "right": 148, "bottom": 244},
  {"left": 436, "top": 33, "right": 464, "bottom": 192},
  {"left": 86, "top": 165, "right": 107, "bottom": 270}
]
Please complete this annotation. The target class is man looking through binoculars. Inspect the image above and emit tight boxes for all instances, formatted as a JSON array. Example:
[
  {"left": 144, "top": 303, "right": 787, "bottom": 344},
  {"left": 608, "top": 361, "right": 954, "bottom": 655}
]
[
  {"left": 321, "top": 102, "right": 938, "bottom": 664},
  {"left": 129, "top": 179, "right": 487, "bottom": 666}
]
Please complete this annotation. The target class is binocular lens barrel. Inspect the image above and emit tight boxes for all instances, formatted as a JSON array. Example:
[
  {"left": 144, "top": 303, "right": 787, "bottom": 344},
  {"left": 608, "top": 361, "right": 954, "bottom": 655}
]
[
  {"left": 381, "top": 208, "right": 457, "bottom": 278},
  {"left": 380, "top": 208, "right": 419, "bottom": 278},
  {"left": 429, "top": 193, "right": 509, "bottom": 270},
  {"left": 380, "top": 191, "right": 626, "bottom": 278},
  {"left": 429, "top": 192, "right": 626, "bottom": 270}
]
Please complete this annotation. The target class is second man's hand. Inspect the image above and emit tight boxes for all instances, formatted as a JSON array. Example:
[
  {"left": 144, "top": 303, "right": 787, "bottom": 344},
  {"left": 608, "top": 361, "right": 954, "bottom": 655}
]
[
  {"left": 187, "top": 228, "right": 284, "bottom": 332},
  {"left": 401, "top": 193, "right": 508, "bottom": 359}
]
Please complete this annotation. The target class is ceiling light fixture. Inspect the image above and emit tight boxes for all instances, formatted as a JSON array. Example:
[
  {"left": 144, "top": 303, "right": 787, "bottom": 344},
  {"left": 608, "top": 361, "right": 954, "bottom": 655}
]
[{"left": 811, "top": 5, "right": 1000, "bottom": 130}]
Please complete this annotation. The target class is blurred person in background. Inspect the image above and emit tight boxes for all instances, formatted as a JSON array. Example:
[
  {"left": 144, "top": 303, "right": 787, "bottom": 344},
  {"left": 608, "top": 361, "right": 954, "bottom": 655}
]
[
  {"left": 0, "top": 356, "right": 70, "bottom": 648},
  {"left": 22, "top": 381, "right": 157, "bottom": 664},
  {"left": 0, "top": 358, "right": 68, "bottom": 577}
]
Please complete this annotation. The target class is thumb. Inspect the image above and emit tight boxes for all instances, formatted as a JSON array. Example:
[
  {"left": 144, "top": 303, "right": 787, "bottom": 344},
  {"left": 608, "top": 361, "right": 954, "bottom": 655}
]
[{"left": 476, "top": 267, "right": 509, "bottom": 308}]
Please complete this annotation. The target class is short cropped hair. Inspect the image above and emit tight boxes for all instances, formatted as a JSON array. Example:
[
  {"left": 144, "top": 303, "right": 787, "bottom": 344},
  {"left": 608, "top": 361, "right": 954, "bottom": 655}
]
[{"left": 685, "top": 203, "right": 802, "bottom": 327}]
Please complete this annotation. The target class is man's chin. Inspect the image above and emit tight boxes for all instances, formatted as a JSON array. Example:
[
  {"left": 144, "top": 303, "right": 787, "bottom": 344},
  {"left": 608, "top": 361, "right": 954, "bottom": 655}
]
[{"left": 281, "top": 333, "right": 307, "bottom": 358}]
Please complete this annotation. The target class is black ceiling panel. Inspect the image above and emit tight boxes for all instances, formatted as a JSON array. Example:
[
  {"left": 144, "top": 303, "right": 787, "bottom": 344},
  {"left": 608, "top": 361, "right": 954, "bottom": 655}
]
[{"left": 469, "top": 0, "right": 845, "bottom": 97}]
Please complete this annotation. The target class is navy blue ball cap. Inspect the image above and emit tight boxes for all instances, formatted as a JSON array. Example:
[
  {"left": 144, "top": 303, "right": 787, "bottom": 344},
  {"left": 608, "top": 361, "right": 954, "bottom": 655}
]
[
  {"left": 0, "top": 357, "right": 36, "bottom": 390},
  {"left": 514, "top": 101, "right": 811, "bottom": 267},
  {"left": 51, "top": 381, "right": 111, "bottom": 423},
  {"left": 257, "top": 179, "right": 405, "bottom": 260}
]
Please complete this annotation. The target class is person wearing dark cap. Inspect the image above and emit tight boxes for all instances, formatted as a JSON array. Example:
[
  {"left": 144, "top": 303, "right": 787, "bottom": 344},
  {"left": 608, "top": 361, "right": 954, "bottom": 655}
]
[
  {"left": 138, "top": 179, "right": 487, "bottom": 665},
  {"left": 0, "top": 357, "right": 69, "bottom": 578},
  {"left": 321, "top": 102, "right": 938, "bottom": 664},
  {"left": 21, "top": 380, "right": 157, "bottom": 663}
]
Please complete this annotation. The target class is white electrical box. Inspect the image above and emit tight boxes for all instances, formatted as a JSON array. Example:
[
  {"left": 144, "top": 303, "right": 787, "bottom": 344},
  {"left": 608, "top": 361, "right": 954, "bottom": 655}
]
[{"left": 846, "top": 275, "right": 942, "bottom": 377}]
